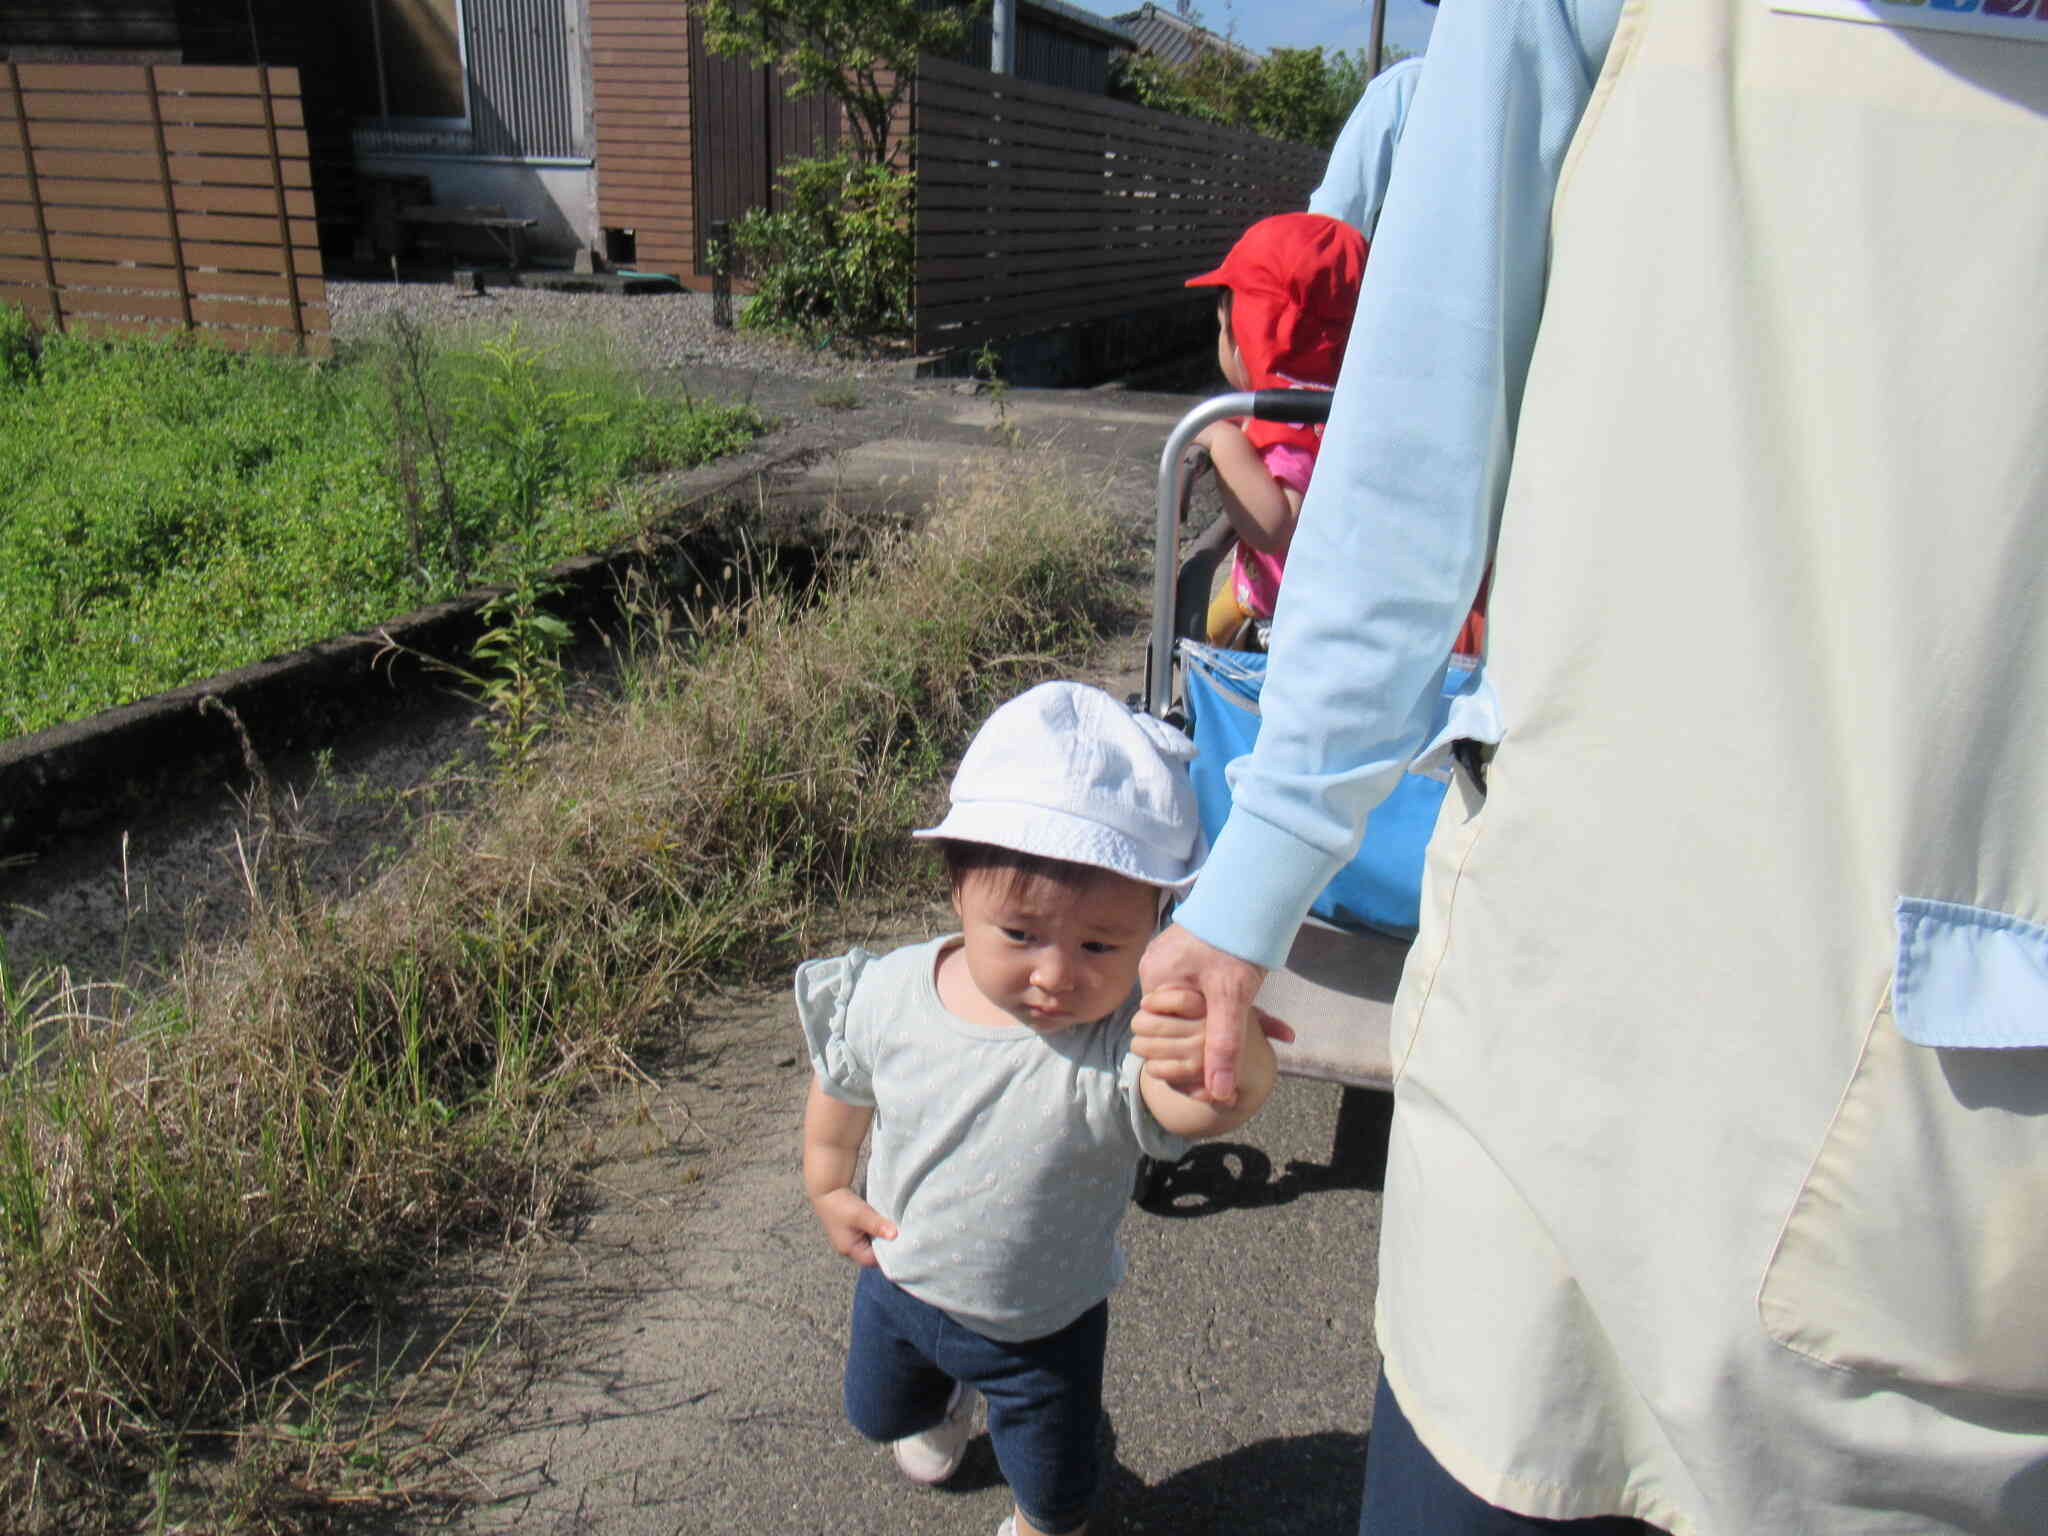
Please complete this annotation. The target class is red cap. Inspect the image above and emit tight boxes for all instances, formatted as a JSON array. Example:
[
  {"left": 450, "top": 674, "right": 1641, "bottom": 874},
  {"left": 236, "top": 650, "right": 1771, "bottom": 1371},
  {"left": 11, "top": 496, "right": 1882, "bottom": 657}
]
[{"left": 1185, "top": 212, "right": 1366, "bottom": 395}]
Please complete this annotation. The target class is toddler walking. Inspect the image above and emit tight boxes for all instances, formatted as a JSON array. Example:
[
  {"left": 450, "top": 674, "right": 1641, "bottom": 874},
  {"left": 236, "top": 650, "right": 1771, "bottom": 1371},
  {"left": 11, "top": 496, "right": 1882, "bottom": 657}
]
[{"left": 796, "top": 681, "right": 1280, "bottom": 1536}]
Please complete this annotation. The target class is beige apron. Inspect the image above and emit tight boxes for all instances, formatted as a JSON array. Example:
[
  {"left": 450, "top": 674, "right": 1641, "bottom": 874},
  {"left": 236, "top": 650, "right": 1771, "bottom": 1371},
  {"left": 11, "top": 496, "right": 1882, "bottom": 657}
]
[{"left": 1380, "top": 4, "right": 2048, "bottom": 1530}]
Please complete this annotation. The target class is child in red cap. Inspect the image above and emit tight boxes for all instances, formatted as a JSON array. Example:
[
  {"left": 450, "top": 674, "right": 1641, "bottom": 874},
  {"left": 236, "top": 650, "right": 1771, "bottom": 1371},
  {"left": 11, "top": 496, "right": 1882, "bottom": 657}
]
[{"left": 1184, "top": 211, "right": 1366, "bottom": 647}]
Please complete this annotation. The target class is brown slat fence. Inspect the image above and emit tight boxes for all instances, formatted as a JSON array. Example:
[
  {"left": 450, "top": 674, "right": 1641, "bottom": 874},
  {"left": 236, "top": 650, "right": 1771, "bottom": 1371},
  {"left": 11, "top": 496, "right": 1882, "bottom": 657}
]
[
  {"left": 591, "top": 0, "right": 697, "bottom": 278},
  {"left": 914, "top": 56, "right": 1327, "bottom": 356},
  {"left": 689, "top": 10, "right": 841, "bottom": 275},
  {"left": 0, "top": 62, "right": 328, "bottom": 356}
]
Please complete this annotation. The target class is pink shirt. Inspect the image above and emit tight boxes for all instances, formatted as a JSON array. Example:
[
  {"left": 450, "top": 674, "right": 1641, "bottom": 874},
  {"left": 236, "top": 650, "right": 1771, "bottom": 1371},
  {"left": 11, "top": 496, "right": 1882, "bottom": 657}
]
[{"left": 1231, "top": 440, "right": 1317, "bottom": 618}]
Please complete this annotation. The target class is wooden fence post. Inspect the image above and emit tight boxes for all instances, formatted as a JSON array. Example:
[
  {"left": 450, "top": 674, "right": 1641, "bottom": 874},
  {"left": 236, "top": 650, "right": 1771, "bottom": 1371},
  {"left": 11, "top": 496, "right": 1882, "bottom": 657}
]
[
  {"left": 6, "top": 60, "right": 63, "bottom": 334},
  {"left": 144, "top": 65, "right": 196, "bottom": 333},
  {"left": 255, "top": 66, "right": 307, "bottom": 353}
]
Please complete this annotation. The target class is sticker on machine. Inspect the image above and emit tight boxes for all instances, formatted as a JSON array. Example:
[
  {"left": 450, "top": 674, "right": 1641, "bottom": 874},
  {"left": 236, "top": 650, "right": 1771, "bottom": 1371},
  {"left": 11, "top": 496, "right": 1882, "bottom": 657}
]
[{"left": 1774, "top": 0, "right": 2048, "bottom": 42}]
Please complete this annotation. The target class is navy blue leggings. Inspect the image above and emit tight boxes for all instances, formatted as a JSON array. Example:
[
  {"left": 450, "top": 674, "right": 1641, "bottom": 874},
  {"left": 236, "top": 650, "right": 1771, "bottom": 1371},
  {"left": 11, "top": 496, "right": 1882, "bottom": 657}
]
[
  {"left": 1362, "top": 1373, "right": 1663, "bottom": 1535},
  {"left": 844, "top": 1266, "right": 1104, "bottom": 1535}
]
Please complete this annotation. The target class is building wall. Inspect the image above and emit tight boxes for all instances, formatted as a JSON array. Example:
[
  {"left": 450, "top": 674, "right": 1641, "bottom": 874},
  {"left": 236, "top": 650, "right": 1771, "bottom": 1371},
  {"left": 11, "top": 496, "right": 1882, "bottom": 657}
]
[
  {"left": 351, "top": 154, "right": 597, "bottom": 262},
  {"left": 342, "top": 0, "right": 594, "bottom": 263},
  {"left": 0, "top": 3, "right": 180, "bottom": 54},
  {"left": 350, "top": 0, "right": 584, "bottom": 163},
  {"left": 958, "top": 11, "right": 1125, "bottom": 96}
]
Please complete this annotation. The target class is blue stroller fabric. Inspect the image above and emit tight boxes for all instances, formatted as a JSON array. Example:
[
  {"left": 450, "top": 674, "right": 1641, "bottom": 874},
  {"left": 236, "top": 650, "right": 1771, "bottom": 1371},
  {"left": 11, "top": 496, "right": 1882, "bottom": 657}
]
[{"left": 1179, "top": 642, "right": 1479, "bottom": 939}]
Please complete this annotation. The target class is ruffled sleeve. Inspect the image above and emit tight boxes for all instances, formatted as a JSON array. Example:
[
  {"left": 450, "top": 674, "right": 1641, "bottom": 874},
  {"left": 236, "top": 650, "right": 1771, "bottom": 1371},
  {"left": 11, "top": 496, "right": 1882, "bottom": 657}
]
[{"left": 795, "top": 948, "right": 876, "bottom": 1106}]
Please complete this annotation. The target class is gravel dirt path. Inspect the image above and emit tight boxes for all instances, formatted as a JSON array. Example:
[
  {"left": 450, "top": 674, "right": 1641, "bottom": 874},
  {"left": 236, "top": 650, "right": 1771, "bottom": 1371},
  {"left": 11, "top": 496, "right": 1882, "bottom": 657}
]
[
  {"left": 399, "top": 365, "right": 1390, "bottom": 1536},
  {"left": 1, "top": 290, "right": 1390, "bottom": 1532}
]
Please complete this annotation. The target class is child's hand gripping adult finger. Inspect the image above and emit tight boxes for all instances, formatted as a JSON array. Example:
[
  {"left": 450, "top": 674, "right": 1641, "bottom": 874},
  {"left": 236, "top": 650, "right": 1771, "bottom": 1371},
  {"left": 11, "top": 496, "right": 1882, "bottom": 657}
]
[
  {"left": 811, "top": 1187, "right": 898, "bottom": 1268},
  {"left": 1132, "top": 986, "right": 1208, "bottom": 1088},
  {"left": 1132, "top": 986, "right": 1293, "bottom": 1102}
]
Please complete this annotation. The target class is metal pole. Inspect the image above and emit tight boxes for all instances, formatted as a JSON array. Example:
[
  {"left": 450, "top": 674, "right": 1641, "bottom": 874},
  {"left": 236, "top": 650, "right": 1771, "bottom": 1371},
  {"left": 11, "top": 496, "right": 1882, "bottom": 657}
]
[
  {"left": 1367, "top": 0, "right": 1387, "bottom": 80},
  {"left": 991, "top": 0, "right": 1017, "bottom": 76},
  {"left": 709, "top": 219, "right": 733, "bottom": 329},
  {"left": 367, "top": 0, "right": 392, "bottom": 126}
]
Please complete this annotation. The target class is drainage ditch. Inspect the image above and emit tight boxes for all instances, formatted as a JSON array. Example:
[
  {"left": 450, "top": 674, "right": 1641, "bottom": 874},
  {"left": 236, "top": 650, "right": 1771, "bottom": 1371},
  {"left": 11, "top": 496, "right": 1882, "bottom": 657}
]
[{"left": 0, "top": 496, "right": 865, "bottom": 989}]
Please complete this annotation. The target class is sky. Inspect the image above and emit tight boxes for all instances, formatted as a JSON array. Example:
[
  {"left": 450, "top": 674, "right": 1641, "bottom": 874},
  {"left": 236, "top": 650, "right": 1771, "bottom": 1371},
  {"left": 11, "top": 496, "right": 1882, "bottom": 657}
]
[{"left": 1063, "top": 0, "right": 1438, "bottom": 62}]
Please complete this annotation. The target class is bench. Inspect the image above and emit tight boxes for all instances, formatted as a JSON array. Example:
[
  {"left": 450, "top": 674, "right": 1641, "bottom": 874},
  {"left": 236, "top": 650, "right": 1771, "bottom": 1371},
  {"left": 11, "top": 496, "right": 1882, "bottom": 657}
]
[{"left": 397, "top": 204, "right": 539, "bottom": 269}]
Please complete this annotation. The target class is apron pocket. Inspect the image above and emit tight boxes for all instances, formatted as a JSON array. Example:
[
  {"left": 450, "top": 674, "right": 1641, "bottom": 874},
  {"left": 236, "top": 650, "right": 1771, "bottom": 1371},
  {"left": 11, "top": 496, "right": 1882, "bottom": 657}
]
[{"left": 1758, "top": 900, "right": 2048, "bottom": 1398}]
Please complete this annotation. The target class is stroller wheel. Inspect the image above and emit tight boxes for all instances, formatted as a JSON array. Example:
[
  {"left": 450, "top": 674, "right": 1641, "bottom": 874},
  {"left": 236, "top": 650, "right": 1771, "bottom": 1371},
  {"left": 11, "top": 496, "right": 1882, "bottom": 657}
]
[{"left": 1133, "top": 1154, "right": 1169, "bottom": 1205}]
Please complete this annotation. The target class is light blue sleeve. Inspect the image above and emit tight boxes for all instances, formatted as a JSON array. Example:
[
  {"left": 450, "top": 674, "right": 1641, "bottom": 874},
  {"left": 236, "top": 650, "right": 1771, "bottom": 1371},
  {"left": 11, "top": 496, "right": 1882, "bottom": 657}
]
[
  {"left": 1176, "top": 0, "right": 1623, "bottom": 971},
  {"left": 1307, "top": 56, "right": 1423, "bottom": 239}
]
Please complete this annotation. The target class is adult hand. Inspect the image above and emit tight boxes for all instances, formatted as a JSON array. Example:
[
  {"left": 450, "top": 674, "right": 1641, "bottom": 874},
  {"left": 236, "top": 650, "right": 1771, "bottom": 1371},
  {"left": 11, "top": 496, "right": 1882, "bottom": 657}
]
[
  {"left": 1140, "top": 923, "right": 1275, "bottom": 1106},
  {"left": 1133, "top": 983, "right": 1293, "bottom": 1102}
]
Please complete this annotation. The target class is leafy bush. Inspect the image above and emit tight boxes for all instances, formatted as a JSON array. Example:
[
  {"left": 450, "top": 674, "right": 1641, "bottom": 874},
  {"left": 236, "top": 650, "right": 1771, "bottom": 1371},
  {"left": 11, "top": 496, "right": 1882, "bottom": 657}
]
[
  {"left": 0, "top": 301, "right": 34, "bottom": 388},
  {"left": 1111, "top": 44, "right": 1371, "bottom": 149},
  {"left": 729, "top": 152, "right": 912, "bottom": 339},
  {"left": 0, "top": 322, "right": 762, "bottom": 740}
]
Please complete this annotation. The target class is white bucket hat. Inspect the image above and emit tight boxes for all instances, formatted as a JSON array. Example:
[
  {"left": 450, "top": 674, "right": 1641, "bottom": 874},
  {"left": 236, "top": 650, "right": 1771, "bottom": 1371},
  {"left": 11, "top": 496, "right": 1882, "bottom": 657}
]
[{"left": 913, "top": 681, "right": 1204, "bottom": 895}]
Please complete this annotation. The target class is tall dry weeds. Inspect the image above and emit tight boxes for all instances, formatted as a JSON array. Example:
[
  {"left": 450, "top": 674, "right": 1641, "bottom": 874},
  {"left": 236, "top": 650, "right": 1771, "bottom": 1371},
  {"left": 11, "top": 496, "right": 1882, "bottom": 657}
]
[{"left": 0, "top": 458, "right": 1131, "bottom": 1533}]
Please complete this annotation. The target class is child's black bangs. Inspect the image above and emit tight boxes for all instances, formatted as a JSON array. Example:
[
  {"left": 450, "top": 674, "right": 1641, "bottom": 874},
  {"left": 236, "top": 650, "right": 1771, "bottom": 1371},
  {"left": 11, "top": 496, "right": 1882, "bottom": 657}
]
[{"left": 937, "top": 839, "right": 1104, "bottom": 904}]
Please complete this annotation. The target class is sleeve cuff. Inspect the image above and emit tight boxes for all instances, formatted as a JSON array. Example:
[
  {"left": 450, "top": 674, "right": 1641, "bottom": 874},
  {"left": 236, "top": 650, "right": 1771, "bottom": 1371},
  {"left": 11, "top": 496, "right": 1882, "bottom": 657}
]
[{"left": 1174, "top": 805, "right": 1344, "bottom": 971}]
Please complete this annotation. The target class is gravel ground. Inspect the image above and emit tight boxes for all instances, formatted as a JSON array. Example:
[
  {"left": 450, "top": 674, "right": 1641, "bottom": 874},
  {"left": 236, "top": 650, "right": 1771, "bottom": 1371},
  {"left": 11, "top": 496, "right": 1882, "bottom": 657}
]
[{"left": 325, "top": 276, "right": 905, "bottom": 382}]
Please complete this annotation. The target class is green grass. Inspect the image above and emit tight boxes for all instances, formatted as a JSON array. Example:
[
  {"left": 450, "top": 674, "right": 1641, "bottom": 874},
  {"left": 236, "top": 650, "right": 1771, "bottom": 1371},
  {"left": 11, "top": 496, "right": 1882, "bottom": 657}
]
[
  {"left": 0, "top": 456, "right": 1133, "bottom": 1533},
  {"left": 0, "top": 310, "right": 763, "bottom": 740}
]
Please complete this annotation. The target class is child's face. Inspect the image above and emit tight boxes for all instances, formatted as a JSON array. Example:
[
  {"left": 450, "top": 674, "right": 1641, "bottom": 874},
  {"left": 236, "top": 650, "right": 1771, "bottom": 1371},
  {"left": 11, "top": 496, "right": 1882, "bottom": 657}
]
[
  {"left": 951, "top": 865, "right": 1158, "bottom": 1032},
  {"left": 1215, "top": 296, "right": 1249, "bottom": 392}
]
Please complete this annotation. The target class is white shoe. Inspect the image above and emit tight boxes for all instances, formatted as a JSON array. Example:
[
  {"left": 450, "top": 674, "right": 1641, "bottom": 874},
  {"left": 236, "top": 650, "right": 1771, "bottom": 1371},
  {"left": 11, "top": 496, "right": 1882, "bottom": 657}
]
[
  {"left": 890, "top": 1380, "right": 979, "bottom": 1485},
  {"left": 995, "top": 1518, "right": 1016, "bottom": 1536}
]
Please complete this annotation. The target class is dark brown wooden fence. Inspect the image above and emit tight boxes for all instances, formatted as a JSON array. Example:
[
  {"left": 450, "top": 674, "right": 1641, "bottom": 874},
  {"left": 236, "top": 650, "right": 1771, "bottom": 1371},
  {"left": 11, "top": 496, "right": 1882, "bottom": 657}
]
[
  {"left": 689, "top": 13, "right": 840, "bottom": 274},
  {"left": 913, "top": 57, "right": 1326, "bottom": 356},
  {"left": 0, "top": 61, "right": 327, "bottom": 356},
  {"left": 589, "top": 0, "right": 845, "bottom": 287}
]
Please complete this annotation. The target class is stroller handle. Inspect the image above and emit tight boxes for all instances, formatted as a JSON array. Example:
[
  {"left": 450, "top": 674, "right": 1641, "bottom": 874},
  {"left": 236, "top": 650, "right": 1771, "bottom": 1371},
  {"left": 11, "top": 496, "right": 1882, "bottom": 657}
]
[
  {"left": 1148, "top": 390, "right": 1331, "bottom": 716},
  {"left": 1250, "top": 388, "right": 1333, "bottom": 425}
]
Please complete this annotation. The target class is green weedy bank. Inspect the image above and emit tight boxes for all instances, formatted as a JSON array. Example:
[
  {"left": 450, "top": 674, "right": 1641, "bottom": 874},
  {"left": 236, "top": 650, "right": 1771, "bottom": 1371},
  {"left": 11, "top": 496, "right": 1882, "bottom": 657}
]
[
  {"left": 0, "top": 305, "right": 762, "bottom": 740},
  {"left": 0, "top": 458, "right": 1131, "bottom": 1533}
]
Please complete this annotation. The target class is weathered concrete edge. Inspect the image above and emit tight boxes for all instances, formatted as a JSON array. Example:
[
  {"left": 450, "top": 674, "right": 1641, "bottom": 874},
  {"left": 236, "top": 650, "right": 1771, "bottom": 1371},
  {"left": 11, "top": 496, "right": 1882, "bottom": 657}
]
[
  {"left": 0, "top": 422, "right": 860, "bottom": 860},
  {"left": 900, "top": 295, "right": 1215, "bottom": 387}
]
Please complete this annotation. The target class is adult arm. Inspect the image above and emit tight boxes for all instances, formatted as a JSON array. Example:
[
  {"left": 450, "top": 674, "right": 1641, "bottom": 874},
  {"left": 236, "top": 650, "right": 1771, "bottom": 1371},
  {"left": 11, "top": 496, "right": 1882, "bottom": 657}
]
[
  {"left": 1307, "top": 55, "right": 1423, "bottom": 239},
  {"left": 1152, "top": 0, "right": 1622, "bottom": 1104}
]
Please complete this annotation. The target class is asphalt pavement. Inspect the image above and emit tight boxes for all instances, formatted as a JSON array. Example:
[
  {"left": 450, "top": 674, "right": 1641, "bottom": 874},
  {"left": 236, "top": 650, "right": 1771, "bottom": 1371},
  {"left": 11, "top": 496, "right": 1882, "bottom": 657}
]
[{"left": 446, "top": 980, "right": 1388, "bottom": 1536}]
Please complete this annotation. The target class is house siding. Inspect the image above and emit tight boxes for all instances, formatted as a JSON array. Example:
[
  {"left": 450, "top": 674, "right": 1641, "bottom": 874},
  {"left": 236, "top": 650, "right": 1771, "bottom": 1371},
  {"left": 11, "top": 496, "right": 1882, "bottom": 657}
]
[
  {"left": 590, "top": 0, "right": 693, "bottom": 273},
  {"left": 464, "top": 0, "right": 580, "bottom": 159}
]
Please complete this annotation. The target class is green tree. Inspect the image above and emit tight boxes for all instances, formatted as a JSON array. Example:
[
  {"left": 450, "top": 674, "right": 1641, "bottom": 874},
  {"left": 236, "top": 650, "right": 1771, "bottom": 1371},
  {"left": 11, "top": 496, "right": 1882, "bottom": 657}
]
[
  {"left": 1110, "top": 42, "right": 1369, "bottom": 149},
  {"left": 696, "top": 0, "right": 988, "bottom": 168}
]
